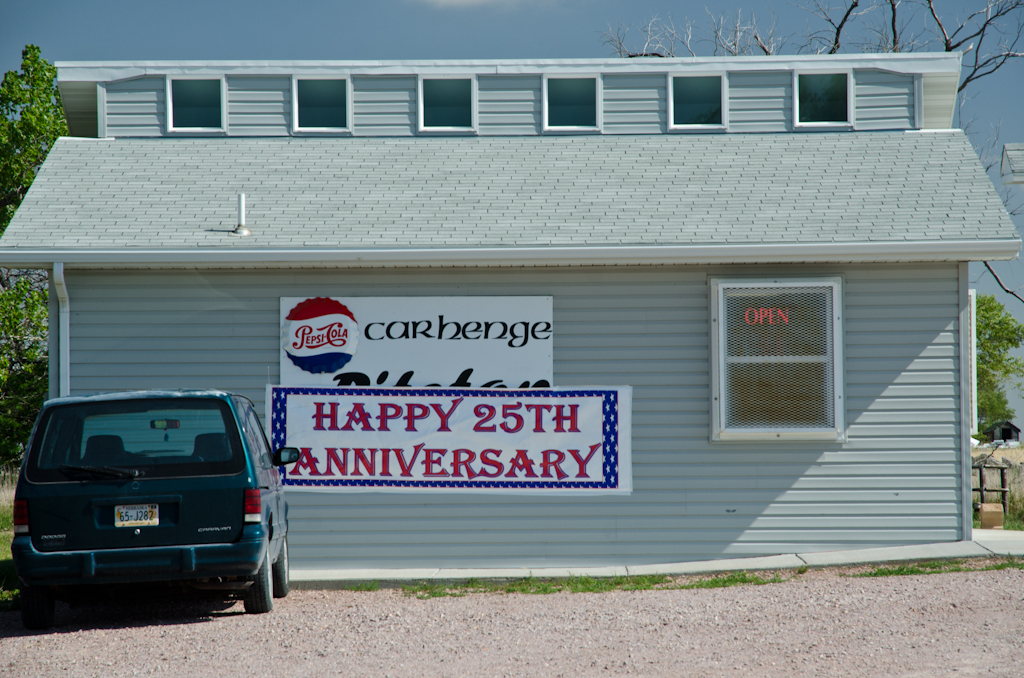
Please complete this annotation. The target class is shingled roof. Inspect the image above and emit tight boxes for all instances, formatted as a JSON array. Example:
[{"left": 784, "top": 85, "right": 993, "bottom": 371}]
[
  {"left": 1003, "top": 144, "right": 1024, "bottom": 184},
  {"left": 0, "top": 129, "right": 1018, "bottom": 267}
]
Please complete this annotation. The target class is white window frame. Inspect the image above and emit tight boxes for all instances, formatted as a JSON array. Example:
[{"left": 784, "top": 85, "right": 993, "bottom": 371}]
[
  {"left": 792, "top": 70, "right": 854, "bottom": 129},
  {"left": 709, "top": 277, "right": 845, "bottom": 442},
  {"left": 291, "top": 75, "right": 353, "bottom": 135},
  {"left": 667, "top": 72, "right": 728, "bottom": 132},
  {"left": 542, "top": 73, "right": 602, "bottom": 133},
  {"left": 165, "top": 75, "right": 227, "bottom": 134},
  {"left": 417, "top": 75, "right": 478, "bottom": 134}
]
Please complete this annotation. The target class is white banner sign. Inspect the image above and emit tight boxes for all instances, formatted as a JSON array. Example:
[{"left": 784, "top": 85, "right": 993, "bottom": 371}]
[
  {"left": 280, "top": 297, "right": 552, "bottom": 388},
  {"left": 268, "top": 386, "right": 632, "bottom": 495}
]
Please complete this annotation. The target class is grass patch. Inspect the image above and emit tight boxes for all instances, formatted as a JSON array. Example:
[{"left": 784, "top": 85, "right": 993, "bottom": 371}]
[
  {"left": 345, "top": 580, "right": 380, "bottom": 592},
  {"left": 0, "top": 470, "right": 18, "bottom": 611},
  {"left": 677, "top": 571, "right": 783, "bottom": 589},
  {"left": 398, "top": 573, "right": 756, "bottom": 599},
  {"left": 855, "top": 558, "right": 1024, "bottom": 578},
  {"left": 402, "top": 581, "right": 467, "bottom": 599}
]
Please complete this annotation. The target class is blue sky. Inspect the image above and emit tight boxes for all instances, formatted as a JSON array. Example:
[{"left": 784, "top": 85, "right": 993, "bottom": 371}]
[{"left": 5, "top": 0, "right": 1024, "bottom": 421}]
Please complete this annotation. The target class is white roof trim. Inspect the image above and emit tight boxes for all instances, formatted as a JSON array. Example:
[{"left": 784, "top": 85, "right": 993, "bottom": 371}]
[
  {"left": 1, "top": 239, "right": 1017, "bottom": 270},
  {"left": 1003, "top": 144, "right": 1024, "bottom": 184},
  {"left": 56, "top": 53, "right": 963, "bottom": 82}
]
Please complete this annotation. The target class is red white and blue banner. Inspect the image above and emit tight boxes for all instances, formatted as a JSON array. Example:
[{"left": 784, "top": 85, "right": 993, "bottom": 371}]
[
  {"left": 280, "top": 297, "right": 553, "bottom": 389},
  {"left": 268, "top": 386, "right": 632, "bottom": 495}
]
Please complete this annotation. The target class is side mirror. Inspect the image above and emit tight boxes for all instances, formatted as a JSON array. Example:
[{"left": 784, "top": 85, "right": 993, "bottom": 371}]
[{"left": 273, "top": 447, "right": 300, "bottom": 466}]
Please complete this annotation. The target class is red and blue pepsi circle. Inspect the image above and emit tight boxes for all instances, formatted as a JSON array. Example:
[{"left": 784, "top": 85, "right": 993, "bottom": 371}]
[{"left": 282, "top": 297, "right": 359, "bottom": 374}]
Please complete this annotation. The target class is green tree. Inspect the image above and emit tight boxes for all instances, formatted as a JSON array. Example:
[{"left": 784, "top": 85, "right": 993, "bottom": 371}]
[
  {"left": 0, "top": 45, "right": 65, "bottom": 468},
  {"left": 976, "top": 294, "right": 1024, "bottom": 432},
  {"left": 2, "top": 45, "right": 66, "bottom": 233},
  {"left": 0, "top": 270, "right": 48, "bottom": 468}
]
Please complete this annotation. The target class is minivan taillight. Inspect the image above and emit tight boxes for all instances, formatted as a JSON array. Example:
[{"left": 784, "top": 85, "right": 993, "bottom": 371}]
[
  {"left": 13, "top": 500, "right": 29, "bottom": 534},
  {"left": 243, "top": 489, "right": 261, "bottom": 523}
]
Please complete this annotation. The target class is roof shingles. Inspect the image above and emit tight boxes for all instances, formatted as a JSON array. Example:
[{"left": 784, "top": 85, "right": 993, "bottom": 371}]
[{"left": 0, "top": 131, "right": 1016, "bottom": 251}]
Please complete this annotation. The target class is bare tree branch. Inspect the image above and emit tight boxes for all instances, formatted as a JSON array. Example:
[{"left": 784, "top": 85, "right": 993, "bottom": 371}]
[
  {"left": 831, "top": 0, "right": 862, "bottom": 52},
  {"left": 891, "top": 0, "right": 901, "bottom": 51},
  {"left": 859, "top": 0, "right": 924, "bottom": 53},
  {"left": 924, "top": 1, "right": 1024, "bottom": 91},
  {"left": 600, "top": 21, "right": 630, "bottom": 58},
  {"left": 985, "top": 261, "right": 1024, "bottom": 306},
  {"left": 598, "top": 15, "right": 687, "bottom": 58},
  {"left": 796, "top": 0, "right": 870, "bottom": 53},
  {"left": 699, "top": 8, "right": 784, "bottom": 56}
]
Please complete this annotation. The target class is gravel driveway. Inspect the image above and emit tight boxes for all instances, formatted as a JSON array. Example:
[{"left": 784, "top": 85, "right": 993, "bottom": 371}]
[{"left": 2, "top": 565, "right": 1022, "bottom": 678}]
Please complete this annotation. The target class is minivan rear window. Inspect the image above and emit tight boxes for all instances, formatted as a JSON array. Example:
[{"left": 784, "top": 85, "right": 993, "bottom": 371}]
[{"left": 26, "top": 398, "right": 245, "bottom": 483}]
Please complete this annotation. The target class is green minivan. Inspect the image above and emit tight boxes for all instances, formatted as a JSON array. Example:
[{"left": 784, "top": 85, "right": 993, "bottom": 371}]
[{"left": 11, "top": 390, "right": 300, "bottom": 630}]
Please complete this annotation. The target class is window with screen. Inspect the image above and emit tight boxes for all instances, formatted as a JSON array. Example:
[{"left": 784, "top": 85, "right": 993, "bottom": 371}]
[
  {"left": 545, "top": 77, "right": 598, "bottom": 129},
  {"left": 796, "top": 72, "right": 850, "bottom": 125},
  {"left": 420, "top": 78, "right": 474, "bottom": 130},
  {"left": 710, "top": 278, "right": 844, "bottom": 441},
  {"left": 169, "top": 79, "right": 223, "bottom": 130},
  {"left": 295, "top": 79, "right": 348, "bottom": 131}
]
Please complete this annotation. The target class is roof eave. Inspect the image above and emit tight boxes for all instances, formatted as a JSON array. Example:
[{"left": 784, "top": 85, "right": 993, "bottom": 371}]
[
  {"left": 1, "top": 239, "right": 1018, "bottom": 270},
  {"left": 55, "top": 53, "right": 963, "bottom": 82}
]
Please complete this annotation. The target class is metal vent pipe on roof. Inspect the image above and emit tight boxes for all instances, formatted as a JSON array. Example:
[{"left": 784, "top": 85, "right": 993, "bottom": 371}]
[{"left": 232, "top": 193, "right": 251, "bottom": 236}]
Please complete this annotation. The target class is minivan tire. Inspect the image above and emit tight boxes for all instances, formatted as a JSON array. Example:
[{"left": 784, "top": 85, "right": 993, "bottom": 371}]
[
  {"left": 21, "top": 585, "right": 56, "bottom": 630},
  {"left": 272, "top": 535, "right": 290, "bottom": 599},
  {"left": 243, "top": 551, "right": 273, "bottom": 614}
]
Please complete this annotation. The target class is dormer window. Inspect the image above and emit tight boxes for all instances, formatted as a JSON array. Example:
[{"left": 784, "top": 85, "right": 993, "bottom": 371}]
[
  {"left": 543, "top": 76, "right": 600, "bottom": 131},
  {"left": 669, "top": 75, "right": 726, "bottom": 130},
  {"left": 795, "top": 72, "right": 853, "bottom": 127},
  {"left": 293, "top": 78, "right": 350, "bottom": 132},
  {"left": 419, "top": 77, "right": 476, "bottom": 132},
  {"left": 167, "top": 78, "right": 225, "bottom": 132}
]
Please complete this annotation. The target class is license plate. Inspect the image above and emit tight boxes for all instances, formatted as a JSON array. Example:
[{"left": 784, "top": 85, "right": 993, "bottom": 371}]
[{"left": 115, "top": 504, "right": 159, "bottom": 527}]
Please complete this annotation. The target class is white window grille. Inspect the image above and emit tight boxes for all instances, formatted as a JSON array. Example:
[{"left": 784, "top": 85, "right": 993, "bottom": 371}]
[{"left": 710, "top": 278, "right": 845, "bottom": 441}]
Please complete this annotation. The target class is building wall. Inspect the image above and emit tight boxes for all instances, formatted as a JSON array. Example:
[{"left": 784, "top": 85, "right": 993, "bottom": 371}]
[
  {"left": 61, "top": 262, "right": 964, "bottom": 568},
  {"left": 100, "top": 70, "right": 919, "bottom": 138},
  {"left": 227, "top": 76, "right": 291, "bottom": 136},
  {"left": 727, "top": 71, "right": 792, "bottom": 133},
  {"left": 105, "top": 76, "right": 166, "bottom": 137},
  {"left": 854, "top": 69, "right": 915, "bottom": 130}
]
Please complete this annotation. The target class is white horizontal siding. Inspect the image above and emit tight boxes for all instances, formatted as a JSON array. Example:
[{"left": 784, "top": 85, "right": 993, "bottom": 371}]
[
  {"left": 478, "top": 75, "right": 540, "bottom": 135},
  {"left": 855, "top": 69, "right": 914, "bottom": 130},
  {"left": 63, "top": 263, "right": 963, "bottom": 568},
  {"left": 727, "top": 71, "right": 791, "bottom": 133},
  {"left": 602, "top": 74, "right": 666, "bottom": 134},
  {"left": 352, "top": 76, "right": 416, "bottom": 136},
  {"left": 227, "top": 76, "right": 290, "bottom": 136},
  {"left": 105, "top": 77, "right": 165, "bottom": 137}
]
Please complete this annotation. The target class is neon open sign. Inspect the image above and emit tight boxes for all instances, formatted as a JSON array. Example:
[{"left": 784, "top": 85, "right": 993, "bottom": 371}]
[{"left": 744, "top": 307, "right": 791, "bottom": 325}]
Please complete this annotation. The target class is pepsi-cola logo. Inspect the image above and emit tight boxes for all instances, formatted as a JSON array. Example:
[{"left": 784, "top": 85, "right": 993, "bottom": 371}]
[{"left": 283, "top": 298, "right": 360, "bottom": 374}]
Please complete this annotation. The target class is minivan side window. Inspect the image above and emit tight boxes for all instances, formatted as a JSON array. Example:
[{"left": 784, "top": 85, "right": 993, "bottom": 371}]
[{"left": 236, "top": 399, "right": 273, "bottom": 469}]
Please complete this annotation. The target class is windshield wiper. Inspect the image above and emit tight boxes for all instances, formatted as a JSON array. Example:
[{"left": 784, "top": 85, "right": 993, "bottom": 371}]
[{"left": 59, "top": 464, "right": 143, "bottom": 480}]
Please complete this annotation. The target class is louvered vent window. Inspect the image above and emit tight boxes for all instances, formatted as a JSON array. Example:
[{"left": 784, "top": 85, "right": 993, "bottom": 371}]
[{"left": 711, "top": 279, "right": 844, "bottom": 441}]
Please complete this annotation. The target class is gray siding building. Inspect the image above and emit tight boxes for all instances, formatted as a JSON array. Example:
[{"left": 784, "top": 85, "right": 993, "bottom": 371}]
[{"left": 1, "top": 54, "right": 1019, "bottom": 574}]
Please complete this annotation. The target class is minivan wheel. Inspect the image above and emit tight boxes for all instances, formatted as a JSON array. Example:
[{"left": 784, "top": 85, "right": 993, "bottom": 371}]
[
  {"left": 243, "top": 551, "right": 273, "bottom": 614},
  {"left": 21, "top": 585, "right": 56, "bottom": 630},
  {"left": 272, "top": 535, "right": 290, "bottom": 599}
]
